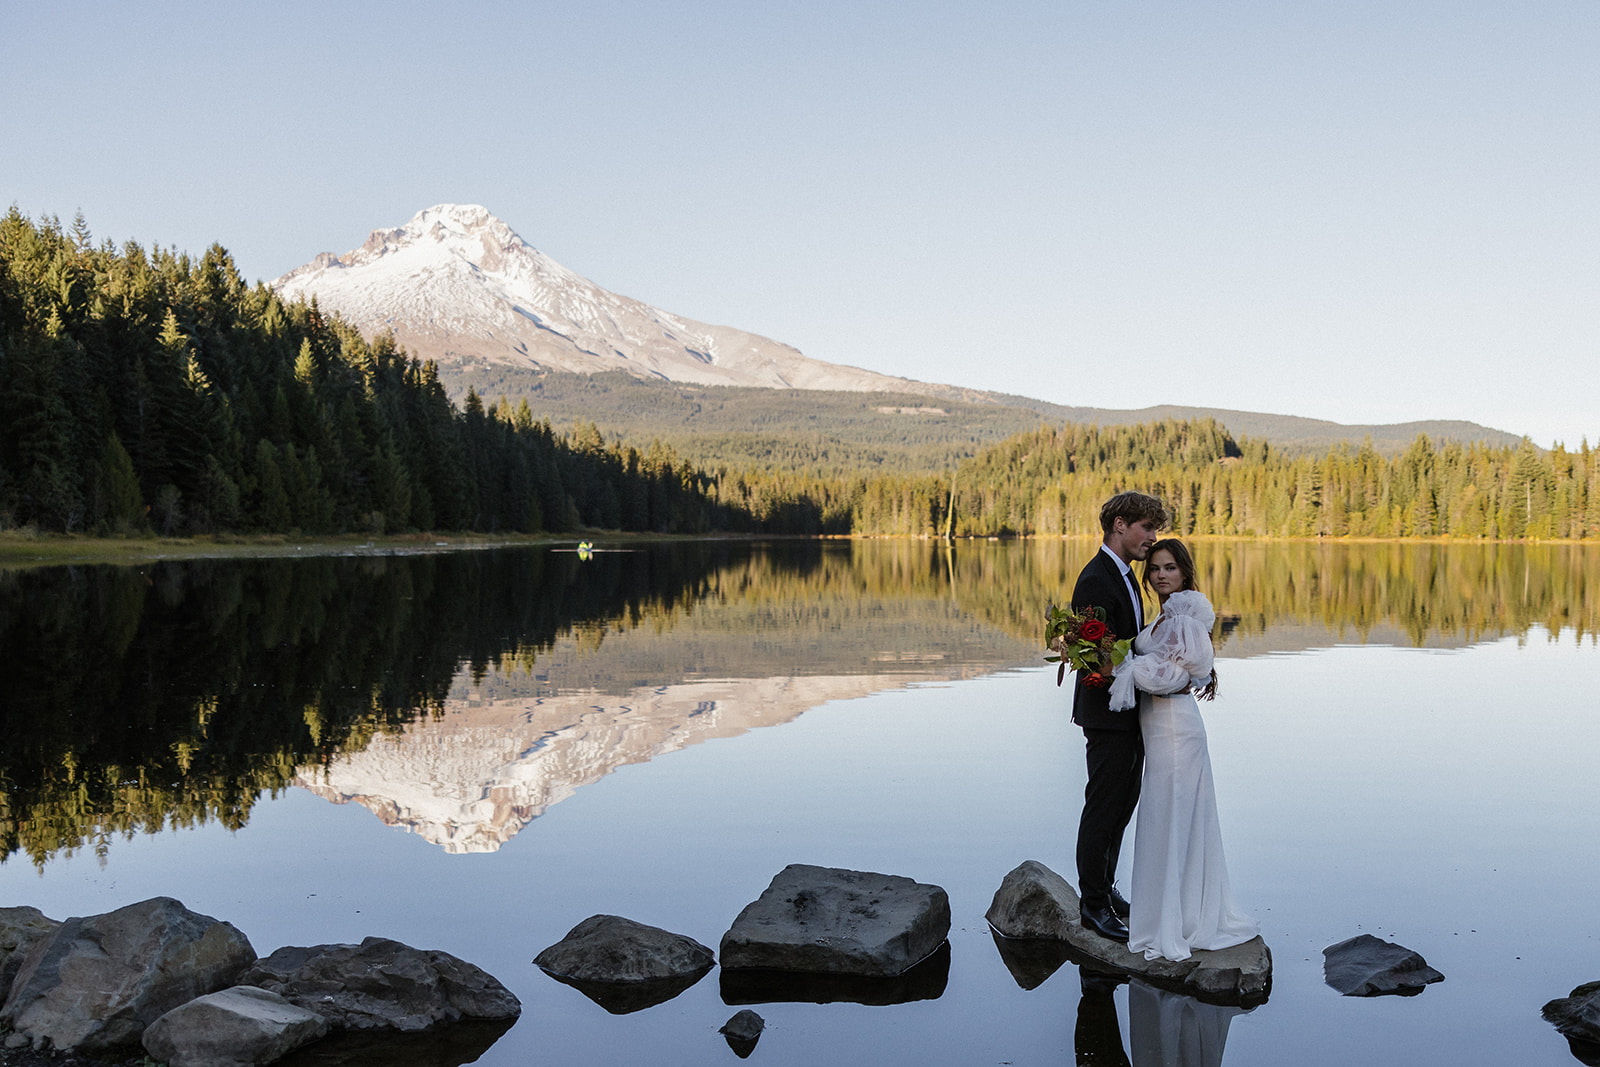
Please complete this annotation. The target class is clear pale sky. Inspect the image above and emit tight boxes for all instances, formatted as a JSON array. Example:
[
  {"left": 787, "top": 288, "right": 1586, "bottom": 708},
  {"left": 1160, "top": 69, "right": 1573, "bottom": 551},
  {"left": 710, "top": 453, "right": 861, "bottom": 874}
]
[{"left": 4, "top": 2, "right": 1596, "bottom": 447}]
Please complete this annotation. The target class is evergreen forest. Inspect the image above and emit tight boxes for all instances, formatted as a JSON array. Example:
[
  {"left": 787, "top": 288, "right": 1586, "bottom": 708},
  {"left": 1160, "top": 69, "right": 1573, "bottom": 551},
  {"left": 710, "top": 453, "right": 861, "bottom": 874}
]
[
  {"left": 0, "top": 210, "right": 734, "bottom": 538},
  {"left": 3, "top": 209, "right": 1596, "bottom": 542}
]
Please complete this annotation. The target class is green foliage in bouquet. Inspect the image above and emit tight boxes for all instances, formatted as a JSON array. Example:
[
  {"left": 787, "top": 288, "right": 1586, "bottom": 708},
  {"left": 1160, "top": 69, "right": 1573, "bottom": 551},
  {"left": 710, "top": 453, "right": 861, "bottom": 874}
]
[{"left": 1044, "top": 603, "right": 1133, "bottom": 688}]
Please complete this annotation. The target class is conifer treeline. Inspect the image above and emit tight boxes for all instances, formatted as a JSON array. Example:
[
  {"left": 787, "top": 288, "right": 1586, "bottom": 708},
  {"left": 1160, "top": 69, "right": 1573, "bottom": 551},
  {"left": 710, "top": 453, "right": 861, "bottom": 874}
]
[
  {"left": 3, "top": 210, "right": 1596, "bottom": 541},
  {"left": 710, "top": 418, "right": 1600, "bottom": 540},
  {"left": 931, "top": 420, "right": 1600, "bottom": 540},
  {"left": 0, "top": 210, "right": 737, "bottom": 536}
]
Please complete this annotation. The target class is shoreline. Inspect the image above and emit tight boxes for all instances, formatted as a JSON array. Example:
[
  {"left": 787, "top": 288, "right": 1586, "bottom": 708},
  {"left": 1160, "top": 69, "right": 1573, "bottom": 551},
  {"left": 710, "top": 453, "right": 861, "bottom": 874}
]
[
  {"left": 0, "top": 531, "right": 791, "bottom": 570},
  {"left": 2, "top": 529, "right": 1594, "bottom": 570}
]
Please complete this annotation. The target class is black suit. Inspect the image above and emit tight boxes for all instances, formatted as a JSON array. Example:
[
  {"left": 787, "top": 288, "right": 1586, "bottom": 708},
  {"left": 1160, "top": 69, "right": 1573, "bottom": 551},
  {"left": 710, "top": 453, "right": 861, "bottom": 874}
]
[{"left": 1071, "top": 547, "right": 1145, "bottom": 911}]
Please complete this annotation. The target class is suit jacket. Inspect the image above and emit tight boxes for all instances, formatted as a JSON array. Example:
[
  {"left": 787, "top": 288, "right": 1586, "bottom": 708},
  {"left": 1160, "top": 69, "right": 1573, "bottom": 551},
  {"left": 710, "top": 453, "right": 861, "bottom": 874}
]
[{"left": 1070, "top": 548, "right": 1144, "bottom": 731}]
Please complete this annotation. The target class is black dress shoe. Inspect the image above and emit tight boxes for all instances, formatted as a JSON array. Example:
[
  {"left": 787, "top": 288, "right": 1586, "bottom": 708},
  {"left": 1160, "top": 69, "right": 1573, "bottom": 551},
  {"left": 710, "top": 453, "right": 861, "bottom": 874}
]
[
  {"left": 1079, "top": 903, "right": 1130, "bottom": 943},
  {"left": 1108, "top": 887, "right": 1131, "bottom": 920}
]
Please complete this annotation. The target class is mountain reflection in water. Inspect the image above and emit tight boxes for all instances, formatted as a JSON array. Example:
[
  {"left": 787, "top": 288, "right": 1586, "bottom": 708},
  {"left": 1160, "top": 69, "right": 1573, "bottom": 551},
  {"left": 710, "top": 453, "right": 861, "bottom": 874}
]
[
  {"left": 296, "top": 673, "right": 965, "bottom": 853},
  {"left": 3, "top": 539, "right": 1597, "bottom": 865}
]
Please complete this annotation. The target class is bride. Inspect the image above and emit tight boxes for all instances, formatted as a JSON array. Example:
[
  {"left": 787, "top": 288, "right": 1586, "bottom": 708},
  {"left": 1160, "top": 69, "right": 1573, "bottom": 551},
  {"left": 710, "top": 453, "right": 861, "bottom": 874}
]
[{"left": 1107, "top": 538, "right": 1259, "bottom": 962}]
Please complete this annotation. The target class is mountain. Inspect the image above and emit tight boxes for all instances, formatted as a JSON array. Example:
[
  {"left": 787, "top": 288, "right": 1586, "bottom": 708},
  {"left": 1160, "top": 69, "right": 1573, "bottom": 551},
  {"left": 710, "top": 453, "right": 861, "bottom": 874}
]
[
  {"left": 273, "top": 203, "right": 930, "bottom": 393},
  {"left": 274, "top": 203, "right": 1524, "bottom": 459},
  {"left": 442, "top": 369, "right": 1525, "bottom": 469}
]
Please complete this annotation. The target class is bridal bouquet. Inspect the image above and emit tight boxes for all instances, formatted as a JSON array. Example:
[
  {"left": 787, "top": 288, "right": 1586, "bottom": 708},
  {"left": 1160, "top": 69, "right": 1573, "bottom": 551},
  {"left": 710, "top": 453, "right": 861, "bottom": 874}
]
[{"left": 1044, "top": 603, "right": 1133, "bottom": 688}]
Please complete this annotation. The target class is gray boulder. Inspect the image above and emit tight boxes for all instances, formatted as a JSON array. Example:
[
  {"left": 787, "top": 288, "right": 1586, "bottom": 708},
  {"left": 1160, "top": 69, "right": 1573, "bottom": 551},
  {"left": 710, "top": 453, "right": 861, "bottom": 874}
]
[
  {"left": 0, "top": 907, "right": 60, "bottom": 1001},
  {"left": 0, "top": 896, "right": 256, "bottom": 1052},
  {"left": 240, "top": 937, "right": 520, "bottom": 1032},
  {"left": 534, "top": 915, "right": 715, "bottom": 1015},
  {"left": 720, "top": 864, "right": 950, "bottom": 978},
  {"left": 1543, "top": 980, "right": 1600, "bottom": 1044},
  {"left": 142, "top": 985, "right": 330, "bottom": 1067},
  {"left": 1322, "top": 934, "right": 1444, "bottom": 996},
  {"left": 985, "top": 859, "right": 1083, "bottom": 940},
  {"left": 720, "top": 1008, "right": 765, "bottom": 1058},
  {"left": 534, "top": 915, "right": 715, "bottom": 982},
  {"left": 985, "top": 860, "right": 1271, "bottom": 1006},
  {"left": 720, "top": 1008, "right": 765, "bottom": 1041}
]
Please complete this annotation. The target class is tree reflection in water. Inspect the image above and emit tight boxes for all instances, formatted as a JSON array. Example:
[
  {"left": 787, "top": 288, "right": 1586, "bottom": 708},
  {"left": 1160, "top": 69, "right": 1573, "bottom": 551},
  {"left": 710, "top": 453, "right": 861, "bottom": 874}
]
[{"left": 3, "top": 539, "right": 1596, "bottom": 867}]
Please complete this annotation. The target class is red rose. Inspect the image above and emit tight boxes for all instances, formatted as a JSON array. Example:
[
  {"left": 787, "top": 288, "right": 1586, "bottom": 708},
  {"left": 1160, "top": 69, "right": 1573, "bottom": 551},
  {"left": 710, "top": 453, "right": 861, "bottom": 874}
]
[
  {"left": 1079, "top": 619, "right": 1108, "bottom": 642},
  {"left": 1084, "top": 672, "right": 1107, "bottom": 689}
]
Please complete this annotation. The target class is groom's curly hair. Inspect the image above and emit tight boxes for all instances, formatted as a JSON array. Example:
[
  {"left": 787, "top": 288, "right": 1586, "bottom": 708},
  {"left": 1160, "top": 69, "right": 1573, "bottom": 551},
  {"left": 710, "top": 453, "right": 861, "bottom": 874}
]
[{"left": 1098, "top": 491, "right": 1170, "bottom": 535}]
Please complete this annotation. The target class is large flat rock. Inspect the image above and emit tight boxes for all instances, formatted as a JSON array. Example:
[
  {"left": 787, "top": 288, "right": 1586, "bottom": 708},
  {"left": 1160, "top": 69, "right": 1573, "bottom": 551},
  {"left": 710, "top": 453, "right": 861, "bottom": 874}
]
[
  {"left": 720, "top": 865, "right": 950, "bottom": 978},
  {"left": 985, "top": 860, "right": 1271, "bottom": 1006},
  {"left": 0, "top": 896, "right": 256, "bottom": 1052}
]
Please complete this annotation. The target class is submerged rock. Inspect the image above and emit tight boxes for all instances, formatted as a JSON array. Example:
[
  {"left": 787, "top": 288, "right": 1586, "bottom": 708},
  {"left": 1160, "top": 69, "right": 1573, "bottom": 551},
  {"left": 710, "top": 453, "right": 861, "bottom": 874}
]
[
  {"left": 719, "top": 1008, "right": 765, "bottom": 1041},
  {"left": 0, "top": 896, "right": 256, "bottom": 1052},
  {"left": 1322, "top": 934, "right": 1444, "bottom": 996},
  {"left": 142, "top": 985, "right": 329, "bottom": 1067},
  {"left": 240, "top": 937, "right": 520, "bottom": 1033},
  {"left": 720, "top": 1009, "right": 765, "bottom": 1058},
  {"left": 720, "top": 864, "right": 950, "bottom": 978},
  {"left": 985, "top": 860, "right": 1271, "bottom": 1006},
  {"left": 535, "top": 914, "right": 715, "bottom": 983}
]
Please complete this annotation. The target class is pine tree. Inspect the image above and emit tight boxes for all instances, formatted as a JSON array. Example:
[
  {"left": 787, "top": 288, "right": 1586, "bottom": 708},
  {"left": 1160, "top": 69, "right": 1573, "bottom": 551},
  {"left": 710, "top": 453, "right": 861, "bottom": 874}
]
[{"left": 95, "top": 432, "right": 145, "bottom": 534}]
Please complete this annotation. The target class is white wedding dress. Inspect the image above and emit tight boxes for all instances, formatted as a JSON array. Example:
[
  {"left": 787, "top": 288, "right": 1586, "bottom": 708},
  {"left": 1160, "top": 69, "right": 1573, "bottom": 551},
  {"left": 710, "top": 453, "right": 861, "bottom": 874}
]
[{"left": 1108, "top": 590, "right": 1259, "bottom": 962}]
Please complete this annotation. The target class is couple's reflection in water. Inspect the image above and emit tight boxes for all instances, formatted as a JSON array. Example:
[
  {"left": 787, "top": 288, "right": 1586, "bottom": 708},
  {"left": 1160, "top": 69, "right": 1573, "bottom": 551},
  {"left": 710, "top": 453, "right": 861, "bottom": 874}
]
[
  {"left": 1078, "top": 973, "right": 1250, "bottom": 1067},
  {"left": 993, "top": 934, "right": 1252, "bottom": 1067}
]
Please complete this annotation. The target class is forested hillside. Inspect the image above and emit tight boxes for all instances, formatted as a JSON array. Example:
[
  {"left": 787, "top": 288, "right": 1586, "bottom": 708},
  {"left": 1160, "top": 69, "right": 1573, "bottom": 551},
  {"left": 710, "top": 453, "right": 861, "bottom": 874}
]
[
  {"left": 448, "top": 366, "right": 1525, "bottom": 474},
  {"left": 701, "top": 417, "right": 1599, "bottom": 540},
  {"left": 2, "top": 210, "right": 1594, "bottom": 542},
  {"left": 934, "top": 421, "right": 1600, "bottom": 540},
  {"left": 450, "top": 366, "right": 1046, "bottom": 474},
  {"left": 0, "top": 209, "right": 740, "bottom": 536}
]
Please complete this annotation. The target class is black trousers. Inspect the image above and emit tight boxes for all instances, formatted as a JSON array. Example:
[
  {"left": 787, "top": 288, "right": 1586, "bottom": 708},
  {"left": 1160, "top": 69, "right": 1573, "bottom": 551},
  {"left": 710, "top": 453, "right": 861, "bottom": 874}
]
[{"left": 1076, "top": 726, "right": 1144, "bottom": 910}]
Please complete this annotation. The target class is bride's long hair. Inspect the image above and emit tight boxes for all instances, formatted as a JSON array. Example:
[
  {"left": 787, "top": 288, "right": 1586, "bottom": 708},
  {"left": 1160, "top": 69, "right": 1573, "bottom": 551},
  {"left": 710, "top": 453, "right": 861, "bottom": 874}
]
[{"left": 1142, "top": 538, "right": 1218, "bottom": 700}]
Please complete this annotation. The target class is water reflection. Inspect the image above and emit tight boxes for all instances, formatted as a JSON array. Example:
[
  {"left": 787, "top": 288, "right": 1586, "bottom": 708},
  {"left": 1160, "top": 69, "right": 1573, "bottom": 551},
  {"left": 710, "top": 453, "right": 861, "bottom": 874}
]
[
  {"left": 719, "top": 942, "right": 953, "bottom": 1006},
  {"left": 990, "top": 930, "right": 1075, "bottom": 991},
  {"left": 3, "top": 539, "right": 1597, "bottom": 866},
  {"left": 295, "top": 674, "right": 954, "bottom": 853},
  {"left": 543, "top": 969, "right": 713, "bottom": 1015},
  {"left": 273, "top": 1017, "right": 516, "bottom": 1067},
  {"left": 1076, "top": 973, "right": 1132, "bottom": 1067},
  {"left": 1070, "top": 972, "right": 1252, "bottom": 1067}
]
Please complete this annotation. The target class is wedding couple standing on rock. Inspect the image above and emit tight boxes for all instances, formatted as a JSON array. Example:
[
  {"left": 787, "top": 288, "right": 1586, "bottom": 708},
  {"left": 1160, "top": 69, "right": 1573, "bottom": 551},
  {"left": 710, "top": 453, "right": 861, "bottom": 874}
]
[{"left": 1071, "top": 491, "right": 1258, "bottom": 961}]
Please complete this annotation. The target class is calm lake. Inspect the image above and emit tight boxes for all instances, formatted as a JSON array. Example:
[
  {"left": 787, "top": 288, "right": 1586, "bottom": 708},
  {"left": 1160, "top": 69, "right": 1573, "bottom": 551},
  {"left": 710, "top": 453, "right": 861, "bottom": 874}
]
[{"left": 3, "top": 539, "right": 1598, "bottom": 1065}]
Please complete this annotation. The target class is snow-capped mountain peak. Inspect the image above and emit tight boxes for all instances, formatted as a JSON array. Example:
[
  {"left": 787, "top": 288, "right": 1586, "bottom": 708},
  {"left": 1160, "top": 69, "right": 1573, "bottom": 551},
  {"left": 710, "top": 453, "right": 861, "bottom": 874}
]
[{"left": 272, "top": 204, "right": 920, "bottom": 392}]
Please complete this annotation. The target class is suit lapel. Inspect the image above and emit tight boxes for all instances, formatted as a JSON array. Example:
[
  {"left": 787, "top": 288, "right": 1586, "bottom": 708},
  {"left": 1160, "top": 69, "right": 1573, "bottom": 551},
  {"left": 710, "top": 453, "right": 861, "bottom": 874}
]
[{"left": 1099, "top": 549, "right": 1138, "bottom": 634}]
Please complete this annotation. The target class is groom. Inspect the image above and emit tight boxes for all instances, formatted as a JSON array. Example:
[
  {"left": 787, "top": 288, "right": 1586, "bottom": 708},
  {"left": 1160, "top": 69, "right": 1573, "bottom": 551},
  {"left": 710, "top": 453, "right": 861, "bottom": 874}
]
[{"left": 1072, "top": 491, "right": 1169, "bottom": 942}]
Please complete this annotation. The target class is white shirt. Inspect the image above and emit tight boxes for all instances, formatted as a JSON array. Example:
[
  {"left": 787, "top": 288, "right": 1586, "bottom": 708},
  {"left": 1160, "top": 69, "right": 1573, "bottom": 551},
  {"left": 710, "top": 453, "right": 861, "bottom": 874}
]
[{"left": 1099, "top": 544, "right": 1143, "bottom": 631}]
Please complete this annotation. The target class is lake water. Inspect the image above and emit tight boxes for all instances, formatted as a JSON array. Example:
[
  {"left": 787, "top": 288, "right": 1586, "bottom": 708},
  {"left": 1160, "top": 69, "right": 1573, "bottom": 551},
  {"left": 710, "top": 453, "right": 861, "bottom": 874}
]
[{"left": 3, "top": 539, "right": 1598, "bottom": 1066}]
